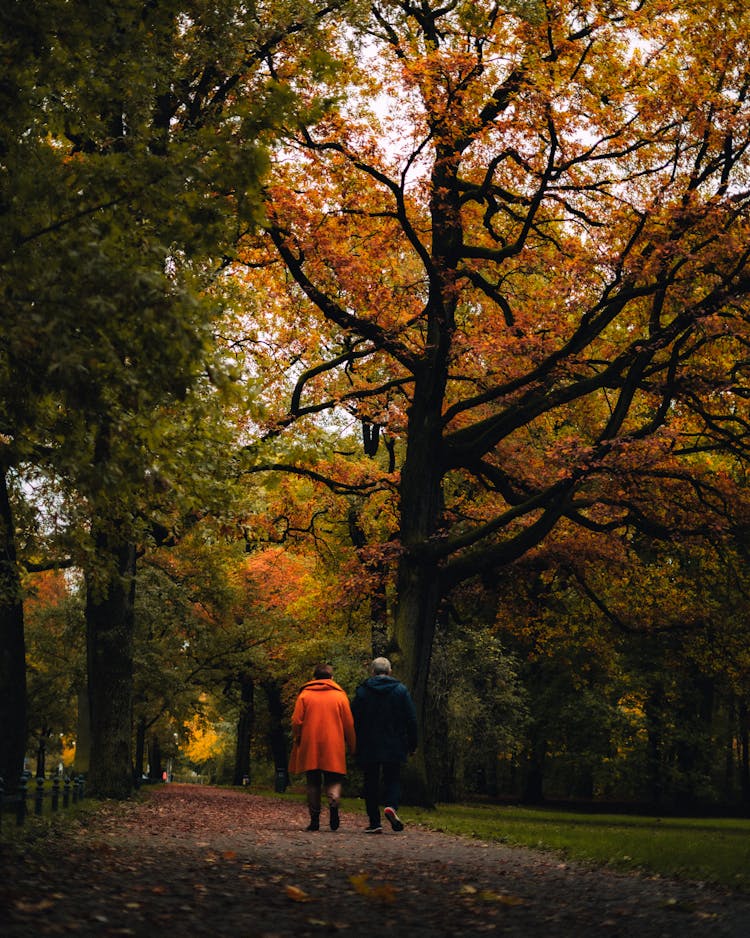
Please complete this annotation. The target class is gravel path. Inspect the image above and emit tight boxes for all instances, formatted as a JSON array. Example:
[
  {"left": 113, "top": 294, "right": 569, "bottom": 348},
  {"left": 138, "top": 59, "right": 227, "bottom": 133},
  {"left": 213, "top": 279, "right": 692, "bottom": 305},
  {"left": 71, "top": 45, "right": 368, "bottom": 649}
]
[{"left": 1, "top": 784, "right": 749, "bottom": 936}]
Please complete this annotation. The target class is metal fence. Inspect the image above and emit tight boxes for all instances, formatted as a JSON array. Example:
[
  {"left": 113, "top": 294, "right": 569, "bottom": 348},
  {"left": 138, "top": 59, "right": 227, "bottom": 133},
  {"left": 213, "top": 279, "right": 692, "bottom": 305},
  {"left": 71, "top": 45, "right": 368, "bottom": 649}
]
[{"left": 0, "top": 774, "right": 86, "bottom": 832}]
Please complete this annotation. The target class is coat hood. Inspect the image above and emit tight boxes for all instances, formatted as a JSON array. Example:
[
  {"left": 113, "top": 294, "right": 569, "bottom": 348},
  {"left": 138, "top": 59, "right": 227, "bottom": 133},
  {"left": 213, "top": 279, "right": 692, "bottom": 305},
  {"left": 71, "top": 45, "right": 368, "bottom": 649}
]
[
  {"left": 301, "top": 678, "right": 345, "bottom": 693},
  {"left": 361, "top": 675, "right": 402, "bottom": 695}
]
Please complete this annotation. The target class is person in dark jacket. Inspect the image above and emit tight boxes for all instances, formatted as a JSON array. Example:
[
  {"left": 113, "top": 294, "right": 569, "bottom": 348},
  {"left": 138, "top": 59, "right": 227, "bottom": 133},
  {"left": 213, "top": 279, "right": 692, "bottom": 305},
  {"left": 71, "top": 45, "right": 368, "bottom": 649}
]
[{"left": 351, "top": 656, "right": 418, "bottom": 833}]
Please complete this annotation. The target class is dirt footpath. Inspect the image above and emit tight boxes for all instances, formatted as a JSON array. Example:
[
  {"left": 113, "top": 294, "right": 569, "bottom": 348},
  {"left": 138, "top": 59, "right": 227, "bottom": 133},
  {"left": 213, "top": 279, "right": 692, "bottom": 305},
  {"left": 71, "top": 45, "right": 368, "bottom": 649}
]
[{"left": 1, "top": 784, "right": 749, "bottom": 937}]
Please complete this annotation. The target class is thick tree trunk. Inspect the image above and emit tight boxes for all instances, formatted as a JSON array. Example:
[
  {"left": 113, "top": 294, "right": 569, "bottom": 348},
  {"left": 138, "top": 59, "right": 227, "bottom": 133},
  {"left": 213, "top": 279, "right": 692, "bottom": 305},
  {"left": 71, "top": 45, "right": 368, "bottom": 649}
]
[
  {"left": 739, "top": 700, "right": 750, "bottom": 811},
  {"left": 393, "top": 371, "right": 448, "bottom": 805},
  {"left": 148, "top": 734, "right": 163, "bottom": 781},
  {"left": 73, "top": 688, "right": 91, "bottom": 775},
  {"left": 86, "top": 529, "right": 137, "bottom": 799},
  {"left": 134, "top": 715, "right": 147, "bottom": 786},
  {"left": 0, "top": 467, "right": 27, "bottom": 791},
  {"left": 674, "top": 672, "right": 714, "bottom": 810},
  {"left": 645, "top": 684, "right": 665, "bottom": 808},
  {"left": 262, "top": 679, "right": 289, "bottom": 791},
  {"left": 233, "top": 672, "right": 254, "bottom": 786},
  {"left": 391, "top": 140, "right": 460, "bottom": 804},
  {"left": 392, "top": 502, "right": 443, "bottom": 804},
  {"left": 522, "top": 730, "right": 547, "bottom": 804}
]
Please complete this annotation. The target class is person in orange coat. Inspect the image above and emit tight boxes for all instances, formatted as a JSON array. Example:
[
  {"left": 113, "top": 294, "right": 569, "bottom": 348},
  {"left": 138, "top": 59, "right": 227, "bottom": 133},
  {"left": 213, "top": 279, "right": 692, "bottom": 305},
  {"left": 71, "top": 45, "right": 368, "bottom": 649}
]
[{"left": 288, "top": 663, "right": 356, "bottom": 831}]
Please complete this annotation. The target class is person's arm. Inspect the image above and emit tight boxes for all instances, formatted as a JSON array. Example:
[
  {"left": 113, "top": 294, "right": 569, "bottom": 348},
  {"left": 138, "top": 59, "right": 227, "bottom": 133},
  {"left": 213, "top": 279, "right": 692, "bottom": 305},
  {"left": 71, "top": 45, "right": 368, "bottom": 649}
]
[
  {"left": 342, "top": 698, "right": 357, "bottom": 754},
  {"left": 291, "top": 694, "right": 305, "bottom": 746}
]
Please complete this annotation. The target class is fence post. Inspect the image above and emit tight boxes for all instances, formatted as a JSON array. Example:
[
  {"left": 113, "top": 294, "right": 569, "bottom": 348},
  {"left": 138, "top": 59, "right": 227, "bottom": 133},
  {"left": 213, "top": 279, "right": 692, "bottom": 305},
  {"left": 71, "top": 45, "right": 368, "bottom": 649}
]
[
  {"left": 35, "top": 776, "right": 44, "bottom": 816},
  {"left": 63, "top": 776, "right": 71, "bottom": 808},
  {"left": 52, "top": 777, "right": 60, "bottom": 812},
  {"left": 16, "top": 774, "right": 28, "bottom": 826}
]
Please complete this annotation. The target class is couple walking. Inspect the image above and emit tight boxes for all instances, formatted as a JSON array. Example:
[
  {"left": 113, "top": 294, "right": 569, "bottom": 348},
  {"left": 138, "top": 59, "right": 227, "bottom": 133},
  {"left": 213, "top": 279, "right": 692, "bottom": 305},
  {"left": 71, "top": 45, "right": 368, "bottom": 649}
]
[{"left": 288, "top": 657, "right": 418, "bottom": 833}]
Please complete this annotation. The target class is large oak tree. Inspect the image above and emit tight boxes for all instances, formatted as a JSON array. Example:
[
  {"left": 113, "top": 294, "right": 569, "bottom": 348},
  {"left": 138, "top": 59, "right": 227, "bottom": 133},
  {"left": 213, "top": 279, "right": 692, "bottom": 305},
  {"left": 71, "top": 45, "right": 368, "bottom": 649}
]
[{"left": 241, "top": 0, "right": 750, "bottom": 790}]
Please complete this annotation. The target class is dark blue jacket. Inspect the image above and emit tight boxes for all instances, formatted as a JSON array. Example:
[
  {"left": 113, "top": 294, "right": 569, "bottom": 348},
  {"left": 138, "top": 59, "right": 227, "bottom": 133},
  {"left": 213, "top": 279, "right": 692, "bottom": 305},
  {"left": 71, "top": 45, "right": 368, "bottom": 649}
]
[{"left": 352, "top": 675, "right": 418, "bottom": 765}]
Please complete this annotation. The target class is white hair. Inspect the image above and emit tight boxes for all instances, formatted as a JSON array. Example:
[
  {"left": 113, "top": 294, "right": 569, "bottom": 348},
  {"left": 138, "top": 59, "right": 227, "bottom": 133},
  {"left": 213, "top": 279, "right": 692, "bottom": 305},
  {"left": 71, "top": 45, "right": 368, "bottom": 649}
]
[{"left": 371, "top": 657, "right": 392, "bottom": 675}]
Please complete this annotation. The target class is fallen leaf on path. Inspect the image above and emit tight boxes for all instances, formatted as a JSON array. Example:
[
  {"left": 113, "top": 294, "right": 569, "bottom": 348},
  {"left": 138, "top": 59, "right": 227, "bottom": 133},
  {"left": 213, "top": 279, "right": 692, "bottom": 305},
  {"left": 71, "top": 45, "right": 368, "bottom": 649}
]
[
  {"left": 478, "top": 890, "right": 525, "bottom": 906},
  {"left": 15, "top": 898, "right": 56, "bottom": 913},
  {"left": 349, "top": 873, "right": 396, "bottom": 903},
  {"left": 285, "top": 884, "right": 315, "bottom": 902}
]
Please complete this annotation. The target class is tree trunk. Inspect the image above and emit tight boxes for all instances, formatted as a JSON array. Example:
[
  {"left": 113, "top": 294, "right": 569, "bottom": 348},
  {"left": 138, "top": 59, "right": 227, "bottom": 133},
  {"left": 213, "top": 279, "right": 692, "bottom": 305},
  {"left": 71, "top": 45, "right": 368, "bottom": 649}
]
[
  {"left": 645, "top": 683, "right": 665, "bottom": 808},
  {"left": 35, "top": 727, "right": 50, "bottom": 778},
  {"left": 522, "top": 730, "right": 547, "bottom": 804},
  {"left": 233, "top": 672, "right": 254, "bottom": 786},
  {"left": 0, "top": 466, "right": 27, "bottom": 791},
  {"left": 262, "top": 679, "right": 289, "bottom": 791},
  {"left": 390, "top": 139, "right": 459, "bottom": 803},
  {"left": 134, "top": 714, "right": 147, "bottom": 787},
  {"left": 73, "top": 688, "right": 91, "bottom": 775},
  {"left": 148, "top": 734, "right": 163, "bottom": 781},
  {"left": 392, "top": 552, "right": 443, "bottom": 804},
  {"left": 393, "top": 376, "right": 448, "bottom": 805},
  {"left": 739, "top": 700, "right": 750, "bottom": 811},
  {"left": 86, "top": 529, "right": 137, "bottom": 799},
  {"left": 674, "top": 671, "right": 715, "bottom": 811}
]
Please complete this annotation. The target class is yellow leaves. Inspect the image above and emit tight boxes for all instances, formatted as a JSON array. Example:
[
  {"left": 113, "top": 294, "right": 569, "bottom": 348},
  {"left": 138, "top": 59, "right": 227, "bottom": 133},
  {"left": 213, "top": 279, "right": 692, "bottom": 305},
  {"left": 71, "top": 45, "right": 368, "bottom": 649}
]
[
  {"left": 285, "top": 884, "right": 315, "bottom": 902},
  {"left": 15, "top": 898, "right": 56, "bottom": 914},
  {"left": 60, "top": 736, "right": 76, "bottom": 768},
  {"left": 459, "top": 883, "right": 525, "bottom": 906},
  {"left": 478, "top": 890, "right": 526, "bottom": 906},
  {"left": 348, "top": 873, "right": 397, "bottom": 903},
  {"left": 285, "top": 875, "right": 398, "bottom": 906},
  {"left": 181, "top": 715, "right": 223, "bottom": 766}
]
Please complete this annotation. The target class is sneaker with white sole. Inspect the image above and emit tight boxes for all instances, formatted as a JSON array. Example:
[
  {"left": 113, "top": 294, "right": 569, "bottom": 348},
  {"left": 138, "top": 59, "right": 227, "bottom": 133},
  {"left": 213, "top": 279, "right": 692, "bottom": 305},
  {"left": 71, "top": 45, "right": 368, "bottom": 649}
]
[
  {"left": 364, "top": 824, "right": 383, "bottom": 833},
  {"left": 384, "top": 807, "right": 404, "bottom": 831}
]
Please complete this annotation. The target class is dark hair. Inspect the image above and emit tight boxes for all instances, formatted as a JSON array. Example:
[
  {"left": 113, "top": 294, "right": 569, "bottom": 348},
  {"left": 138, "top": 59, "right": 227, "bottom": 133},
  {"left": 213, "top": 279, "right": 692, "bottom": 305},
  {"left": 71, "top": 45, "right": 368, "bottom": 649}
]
[{"left": 313, "top": 663, "right": 333, "bottom": 680}]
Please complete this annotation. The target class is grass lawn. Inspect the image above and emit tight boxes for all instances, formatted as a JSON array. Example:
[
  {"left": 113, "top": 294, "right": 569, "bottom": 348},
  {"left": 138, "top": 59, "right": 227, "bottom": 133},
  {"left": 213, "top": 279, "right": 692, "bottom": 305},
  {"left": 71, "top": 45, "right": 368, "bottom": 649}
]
[
  {"left": 277, "top": 786, "right": 750, "bottom": 891},
  {"left": 396, "top": 801, "right": 750, "bottom": 891}
]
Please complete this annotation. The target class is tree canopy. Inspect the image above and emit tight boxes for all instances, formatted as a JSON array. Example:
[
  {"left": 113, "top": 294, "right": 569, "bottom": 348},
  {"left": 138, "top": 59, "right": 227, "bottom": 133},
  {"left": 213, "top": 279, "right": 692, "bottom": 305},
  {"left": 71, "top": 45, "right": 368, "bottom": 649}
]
[
  {"left": 4, "top": 0, "right": 750, "bottom": 807},
  {"left": 235, "top": 0, "right": 750, "bottom": 784},
  {"left": 0, "top": 0, "right": 351, "bottom": 794}
]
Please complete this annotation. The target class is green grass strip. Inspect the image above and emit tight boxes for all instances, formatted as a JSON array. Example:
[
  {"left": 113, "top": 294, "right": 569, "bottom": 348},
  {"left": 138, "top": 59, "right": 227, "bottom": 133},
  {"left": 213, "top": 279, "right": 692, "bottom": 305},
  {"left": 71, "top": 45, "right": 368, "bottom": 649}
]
[{"left": 400, "top": 803, "right": 750, "bottom": 891}]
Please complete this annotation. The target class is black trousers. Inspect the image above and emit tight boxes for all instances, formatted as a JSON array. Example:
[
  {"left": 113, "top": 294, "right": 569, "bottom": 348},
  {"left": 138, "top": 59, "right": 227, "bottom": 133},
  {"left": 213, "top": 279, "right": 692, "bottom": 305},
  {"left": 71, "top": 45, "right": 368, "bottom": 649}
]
[{"left": 362, "top": 761, "right": 401, "bottom": 825}]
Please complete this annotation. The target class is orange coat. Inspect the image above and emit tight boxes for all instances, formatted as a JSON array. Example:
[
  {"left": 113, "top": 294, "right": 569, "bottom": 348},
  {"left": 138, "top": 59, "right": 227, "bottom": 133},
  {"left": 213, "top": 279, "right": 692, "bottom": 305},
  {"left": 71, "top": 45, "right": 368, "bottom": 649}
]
[{"left": 288, "top": 679, "right": 356, "bottom": 775}]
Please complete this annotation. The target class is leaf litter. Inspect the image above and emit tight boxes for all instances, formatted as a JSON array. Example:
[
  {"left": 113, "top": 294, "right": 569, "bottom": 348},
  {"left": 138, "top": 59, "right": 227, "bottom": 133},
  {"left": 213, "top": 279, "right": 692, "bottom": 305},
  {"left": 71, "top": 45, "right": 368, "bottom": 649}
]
[{"left": 1, "top": 784, "right": 749, "bottom": 937}]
